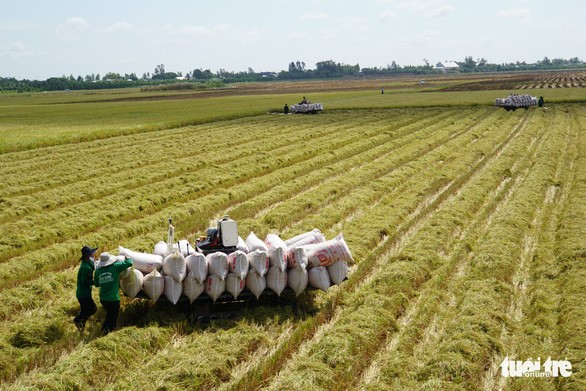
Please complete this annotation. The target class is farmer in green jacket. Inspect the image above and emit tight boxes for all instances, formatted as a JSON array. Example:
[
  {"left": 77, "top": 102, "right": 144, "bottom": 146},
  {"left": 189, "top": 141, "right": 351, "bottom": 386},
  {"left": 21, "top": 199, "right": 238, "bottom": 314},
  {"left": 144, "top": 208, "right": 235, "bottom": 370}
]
[
  {"left": 74, "top": 245, "right": 98, "bottom": 332},
  {"left": 94, "top": 253, "right": 133, "bottom": 335}
]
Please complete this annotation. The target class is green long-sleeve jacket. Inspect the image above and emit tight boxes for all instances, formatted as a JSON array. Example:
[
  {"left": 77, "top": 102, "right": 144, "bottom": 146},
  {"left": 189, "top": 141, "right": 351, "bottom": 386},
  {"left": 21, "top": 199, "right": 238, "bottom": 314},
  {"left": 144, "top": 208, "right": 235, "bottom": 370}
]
[
  {"left": 76, "top": 259, "right": 95, "bottom": 299},
  {"left": 94, "top": 259, "right": 133, "bottom": 302}
]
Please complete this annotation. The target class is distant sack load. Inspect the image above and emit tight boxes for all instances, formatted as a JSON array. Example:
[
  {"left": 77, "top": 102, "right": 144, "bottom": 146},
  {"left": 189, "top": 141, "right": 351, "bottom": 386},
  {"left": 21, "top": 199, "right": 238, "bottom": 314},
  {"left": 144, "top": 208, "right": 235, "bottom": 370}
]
[
  {"left": 495, "top": 94, "right": 537, "bottom": 111},
  {"left": 290, "top": 103, "right": 323, "bottom": 114}
]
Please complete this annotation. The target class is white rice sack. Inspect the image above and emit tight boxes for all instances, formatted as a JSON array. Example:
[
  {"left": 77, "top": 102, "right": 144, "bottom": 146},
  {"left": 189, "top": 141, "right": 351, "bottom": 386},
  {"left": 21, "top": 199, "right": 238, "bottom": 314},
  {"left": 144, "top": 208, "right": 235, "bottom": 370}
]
[
  {"left": 286, "top": 247, "right": 308, "bottom": 270},
  {"left": 268, "top": 247, "right": 287, "bottom": 272},
  {"left": 142, "top": 269, "right": 165, "bottom": 302},
  {"left": 177, "top": 239, "right": 196, "bottom": 257},
  {"left": 119, "top": 246, "right": 163, "bottom": 274},
  {"left": 153, "top": 241, "right": 170, "bottom": 257},
  {"left": 164, "top": 275, "right": 183, "bottom": 305},
  {"left": 205, "top": 274, "right": 225, "bottom": 302},
  {"left": 226, "top": 273, "right": 245, "bottom": 299},
  {"left": 265, "top": 233, "right": 286, "bottom": 250},
  {"left": 246, "top": 231, "right": 268, "bottom": 252},
  {"left": 228, "top": 250, "right": 249, "bottom": 280},
  {"left": 162, "top": 251, "right": 187, "bottom": 282},
  {"left": 207, "top": 252, "right": 229, "bottom": 280},
  {"left": 302, "top": 234, "right": 354, "bottom": 269},
  {"left": 308, "top": 266, "right": 331, "bottom": 292},
  {"left": 185, "top": 253, "right": 208, "bottom": 284},
  {"left": 288, "top": 268, "right": 308, "bottom": 297},
  {"left": 183, "top": 273, "right": 205, "bottom": 303},
  {"left": 237, "top": 236, "right": 249, "bottom": 253},
  {"left": 119, "top": 262, "right": 132, "bottom": 279},
  {"left": 284, "top": 228, "right": 325, "bottom": 248},
  {"left": 267, "top": 266, "right": 287, "bottom": 296},
  {"left": 327, "top": 261, "right": 349, "bottom": 285},
  {"left": 246, "top": 269, "right": 266, "bottom": 299},
  {"left": 120, "top": 268, "right": 144, "bottom": 298},
  {"left": 247, "top": 249, "right": 269, "bottom": 277}
]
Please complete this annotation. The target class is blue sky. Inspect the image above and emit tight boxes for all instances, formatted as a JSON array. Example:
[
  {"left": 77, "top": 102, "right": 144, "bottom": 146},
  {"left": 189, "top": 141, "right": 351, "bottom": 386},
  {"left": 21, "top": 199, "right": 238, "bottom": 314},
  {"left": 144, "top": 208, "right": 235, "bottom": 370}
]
[{"left": 1, "top": 0, "right": 584, "bottom": 79}]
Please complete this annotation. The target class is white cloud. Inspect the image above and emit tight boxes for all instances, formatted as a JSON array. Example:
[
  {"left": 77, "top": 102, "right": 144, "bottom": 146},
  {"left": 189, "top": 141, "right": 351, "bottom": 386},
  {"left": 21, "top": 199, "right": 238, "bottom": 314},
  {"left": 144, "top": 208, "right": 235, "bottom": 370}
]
[
  {"left": 166, "top": 24, "right": 210, "bottom": 37},
  {"left": 380, "top": 10, "right": 397, "bottom": 21},
  {"left": 336, "top": 16, "right": 372, "bottom": 32},
  {"left": 120, "top": 56, "right": 140, "bottom": 65},
  {"left": 427, "top": 4, "right": 454, "bottom": 18},
  {"left": 56, "top": 17, "right": 90, "bottom": 38},
  {"left": 378, "top": 1, "right": 455, "bottom": 19},
  {"left": 418, "top": 30, "right": 441, "bottom": 40},
  {"left": 397, "top": 30, "right": 441, "bottom": 47},
  {"left": 301, "top": 12, "right": 329, "bottom": 20},
  {"left": 0, "top": 22, "right": 37, "bottom": 32},
  {"left": 495, "top": 8, "right": 530, "bottom": 19},
  {"left": 0, "top": 41, "right": 34, "bottom": 59},
  {"left": 288, "top": 32, "right": 309, "bottom": 39},
  {"left": 100, "top": 22, "right": 134, "bottom": 33},
  {"left": 60, "top": 17, "right": 89, "bottom": 30},
  {"left": 163, "top": 23, "right": 265, "bottom": 45},
  {"left": 234, "top": 28, "right": 264, "bottom": 43}
]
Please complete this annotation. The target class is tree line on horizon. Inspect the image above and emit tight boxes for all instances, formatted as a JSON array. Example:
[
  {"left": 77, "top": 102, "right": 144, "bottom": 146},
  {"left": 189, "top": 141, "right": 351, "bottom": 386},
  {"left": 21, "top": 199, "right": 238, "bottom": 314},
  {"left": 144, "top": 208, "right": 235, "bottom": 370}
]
[{"left": 0, "top": 56, "right": 584, "bottom": 93}]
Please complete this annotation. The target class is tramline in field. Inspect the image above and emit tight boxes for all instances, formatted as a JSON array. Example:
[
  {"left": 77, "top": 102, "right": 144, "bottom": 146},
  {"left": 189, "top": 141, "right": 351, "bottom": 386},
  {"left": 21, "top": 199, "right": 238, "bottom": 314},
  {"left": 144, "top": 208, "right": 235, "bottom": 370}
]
[{"left": 115, "top": 216, "right": 352, "bottom": 318}]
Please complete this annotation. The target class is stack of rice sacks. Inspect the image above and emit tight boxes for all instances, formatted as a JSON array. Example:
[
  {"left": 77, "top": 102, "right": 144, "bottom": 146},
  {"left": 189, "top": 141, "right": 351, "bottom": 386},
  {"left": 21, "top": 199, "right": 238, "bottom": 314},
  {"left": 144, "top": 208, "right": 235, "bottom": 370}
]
[
  {"left": 282, "top": 229, "right": 352, "bottom": 295},
  {"left": 118, "top": 241, "right": 192, "bottom": 304},
  {"left": 117, "top": 229, "right": 352, "bottom": 303}
]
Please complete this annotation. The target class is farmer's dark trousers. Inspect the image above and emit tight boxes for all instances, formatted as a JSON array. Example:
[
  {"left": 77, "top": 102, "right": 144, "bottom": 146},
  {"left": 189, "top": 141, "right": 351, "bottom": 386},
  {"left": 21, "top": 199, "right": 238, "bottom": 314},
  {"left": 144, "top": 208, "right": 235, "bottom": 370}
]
[
  {"left": 74, "top": 297, "right": 97, "bottom": 326},
  {"left": 100, "top": 300, "right": 120, "bottom": 334}
]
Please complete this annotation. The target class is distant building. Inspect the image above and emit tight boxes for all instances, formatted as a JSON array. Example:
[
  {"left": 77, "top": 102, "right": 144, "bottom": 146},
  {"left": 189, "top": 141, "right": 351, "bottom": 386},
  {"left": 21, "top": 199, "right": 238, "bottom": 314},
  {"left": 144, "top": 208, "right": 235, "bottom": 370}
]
[
  {"left": 434, "top": 61, "right": 460, "bottom": 72},
  {"left": 259, "top": 72, "right": 277, "bottom": 78}
]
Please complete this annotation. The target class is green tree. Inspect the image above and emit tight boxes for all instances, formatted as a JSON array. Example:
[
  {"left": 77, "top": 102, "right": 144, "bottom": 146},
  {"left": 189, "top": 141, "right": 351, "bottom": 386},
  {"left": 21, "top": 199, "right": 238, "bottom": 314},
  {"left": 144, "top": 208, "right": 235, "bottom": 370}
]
[
  {"left": 154, "top": 64, "right": 165, "bottom": 76},
  {"left": 103, "top": 72, "right": 122, "bottom": 81}
]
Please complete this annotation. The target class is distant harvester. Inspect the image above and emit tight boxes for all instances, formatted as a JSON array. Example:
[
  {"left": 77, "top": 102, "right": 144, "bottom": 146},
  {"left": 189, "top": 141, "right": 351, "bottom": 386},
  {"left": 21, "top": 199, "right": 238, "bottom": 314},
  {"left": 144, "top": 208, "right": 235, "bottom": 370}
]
[
  {"left": 290, "top": 102, "right": 324, "bottom": 114},
  {"left": 495, "top": 94, "right": 537, "bottom": 111}
]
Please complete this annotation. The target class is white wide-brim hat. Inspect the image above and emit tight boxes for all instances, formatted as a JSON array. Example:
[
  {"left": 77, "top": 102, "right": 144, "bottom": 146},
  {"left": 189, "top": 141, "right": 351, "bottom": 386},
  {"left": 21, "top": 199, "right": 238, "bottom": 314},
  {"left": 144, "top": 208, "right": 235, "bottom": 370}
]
[{"left": 97, "top": 252, "right": 116, "bottom": 268}]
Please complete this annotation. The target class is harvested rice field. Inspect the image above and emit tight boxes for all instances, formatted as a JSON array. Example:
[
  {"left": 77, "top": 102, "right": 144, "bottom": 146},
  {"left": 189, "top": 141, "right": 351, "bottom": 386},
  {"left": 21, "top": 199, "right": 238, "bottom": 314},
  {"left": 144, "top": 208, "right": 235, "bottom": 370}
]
[{"left": 0, "top": 79, "right": 584, "bottom": 390}]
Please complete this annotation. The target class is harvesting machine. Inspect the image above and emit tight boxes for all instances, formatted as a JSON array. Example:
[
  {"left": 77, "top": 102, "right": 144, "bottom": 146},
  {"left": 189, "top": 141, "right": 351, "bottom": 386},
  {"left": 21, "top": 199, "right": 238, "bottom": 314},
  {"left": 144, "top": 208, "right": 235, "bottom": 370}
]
[
  {"left": 195, "top": 216, "right": 239, "bottom": 255},
  {"left": 495, "top": 94, "right": 537, "bottom": 111},
  {"left": 290, "top": 98, "right": 323, "bottom": 114},
  {"left": 120, "top": 216, "right": 352, "bottom": 323}
]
